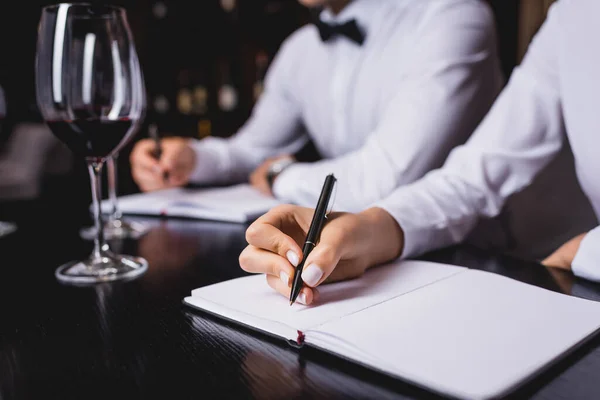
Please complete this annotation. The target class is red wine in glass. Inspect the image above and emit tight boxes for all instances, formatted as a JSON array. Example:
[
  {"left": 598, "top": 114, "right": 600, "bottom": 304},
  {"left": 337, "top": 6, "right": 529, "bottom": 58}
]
[
  {"left": 46, "top": 117, "right": 133, "bottom": 160},
  {"left": 36, "top": 3, "right": 147, "bottom": 284}
]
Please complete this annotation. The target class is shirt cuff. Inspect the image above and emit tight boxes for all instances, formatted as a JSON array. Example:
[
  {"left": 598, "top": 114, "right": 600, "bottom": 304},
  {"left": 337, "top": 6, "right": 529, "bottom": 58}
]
[
  {"left": 188, "top": 137, "right": 233, "bottom": 184},
  {"left": 373, "top": 191, "right": 433, "bottom": 260},
  {"left": 571, "top": 227, "right": 600, "bottom": 282},
  {"left": 271, "top": 163, "right": 306, "bottom": 205}
]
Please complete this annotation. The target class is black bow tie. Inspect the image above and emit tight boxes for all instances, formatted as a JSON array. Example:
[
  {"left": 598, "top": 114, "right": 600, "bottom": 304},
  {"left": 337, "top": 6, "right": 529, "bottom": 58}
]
[{"left": 314, "top": 19, "right": 365, "bottom": 46}]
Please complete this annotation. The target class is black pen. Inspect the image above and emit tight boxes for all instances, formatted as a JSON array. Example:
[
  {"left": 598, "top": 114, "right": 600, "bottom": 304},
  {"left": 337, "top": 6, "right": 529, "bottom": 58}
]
[
  {"left": 290, "top": 174, "right": 337, "bottom": 306},
  {"left": 148, "top": 123, "right": 169, "bottom": 182}
]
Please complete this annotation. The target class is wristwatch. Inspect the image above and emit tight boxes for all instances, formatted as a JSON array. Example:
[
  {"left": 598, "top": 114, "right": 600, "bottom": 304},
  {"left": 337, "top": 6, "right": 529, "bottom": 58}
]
[{"left": 266, "top": 157, "right": 295, "bottom": 189}]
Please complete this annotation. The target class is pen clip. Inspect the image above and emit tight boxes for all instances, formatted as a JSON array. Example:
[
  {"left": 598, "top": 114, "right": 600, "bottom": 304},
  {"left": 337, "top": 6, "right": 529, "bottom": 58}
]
[{"left": 325, "top": 178, "right": 338, "bottom": 219}]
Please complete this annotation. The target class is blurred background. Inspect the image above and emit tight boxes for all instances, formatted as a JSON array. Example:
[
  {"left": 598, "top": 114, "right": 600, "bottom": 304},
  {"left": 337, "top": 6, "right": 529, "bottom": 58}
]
[{"left": 3, "top": 0, "right": 591, "bottom": 261}]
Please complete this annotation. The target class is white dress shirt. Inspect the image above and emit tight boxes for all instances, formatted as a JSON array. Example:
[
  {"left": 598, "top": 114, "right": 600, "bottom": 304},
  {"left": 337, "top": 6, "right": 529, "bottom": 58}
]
[
  {"left": 376, "top": 0, "right": 600, "bottom": 281},
  {"left": 189, "top": 0, "right": 503, "bottom": 212}
]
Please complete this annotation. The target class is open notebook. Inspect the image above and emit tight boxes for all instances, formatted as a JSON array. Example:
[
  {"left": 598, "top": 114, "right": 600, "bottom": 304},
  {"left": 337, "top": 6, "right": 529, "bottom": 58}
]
[
  {"left": 100, "top": 184, "right": 281, "bottom": 223},
  {"left": 184, "top": 260, "right": 600, "bottom": 400}
]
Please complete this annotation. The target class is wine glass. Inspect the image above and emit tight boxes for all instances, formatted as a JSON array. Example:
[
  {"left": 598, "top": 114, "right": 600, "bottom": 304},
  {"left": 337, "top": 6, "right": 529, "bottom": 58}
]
[
  {"left": 36, "top": 3, "right": 148, "bottom": 284},
  {"left": 0, "top": 85, "right": 17, "bottom": 238},
  {"left": 80, "top": 57, "right": 149, "bottom": 240}
]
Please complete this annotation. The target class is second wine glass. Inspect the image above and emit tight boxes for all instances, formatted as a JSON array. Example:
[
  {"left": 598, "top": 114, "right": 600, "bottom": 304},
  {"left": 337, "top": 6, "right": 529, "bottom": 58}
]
[
  {"left": 106, "top": 153, "right": 150, "bottom": 239},
  {"left": 81, "top": 98, "right": 149, "bottom": 241}
]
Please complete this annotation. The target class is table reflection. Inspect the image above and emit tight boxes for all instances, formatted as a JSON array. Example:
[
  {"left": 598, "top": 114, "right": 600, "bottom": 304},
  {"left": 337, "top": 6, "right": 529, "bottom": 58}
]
[
  {"left": 186, "top": 312, "right": 436, "bottom": 400},
  {"left": 134, "top": 218, "right": 247, "bottom": 289}
]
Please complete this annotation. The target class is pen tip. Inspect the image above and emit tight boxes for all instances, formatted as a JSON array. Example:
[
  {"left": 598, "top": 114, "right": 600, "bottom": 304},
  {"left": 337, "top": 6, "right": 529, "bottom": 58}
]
[{"left": 289, "top": 301, "right": 294, "bottom": 306}]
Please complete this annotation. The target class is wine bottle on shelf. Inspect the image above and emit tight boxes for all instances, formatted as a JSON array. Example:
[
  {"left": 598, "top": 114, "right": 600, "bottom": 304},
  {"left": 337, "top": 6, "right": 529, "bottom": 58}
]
[
  {"left": 176, "top": 69, "right": 206, "bottom": 137},
  {"left": 176, "top": 69, "right": 193, "bottom": 116},
  {"left": 217, "top": 61, "right": 239, "bottom": 114},
  {"left": 253, "top": 51, "right": 269, "bottom": 102},
  {"left": 197, "top": 119, "right": 212, "bottom": 139},
  {"left": 153, "top": 94, "right": 170, "bottom": 115},
  {"left": 191, "top": 69, "right": 212, "bottom": 139},
  {"left": 213, "top": 58, "right": 243, "bottom": 138},
  {"left": 191, "top": 69, "right": 208, "bottom": 116}
]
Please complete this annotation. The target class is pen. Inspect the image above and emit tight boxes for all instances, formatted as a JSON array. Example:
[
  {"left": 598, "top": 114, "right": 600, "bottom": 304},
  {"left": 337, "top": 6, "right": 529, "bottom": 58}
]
[
  {"left": 148, "top": 123, "right": 169, "bottom": 182},
  {"left": 290, "top": 174, "right": 337, "bottom": 306}
]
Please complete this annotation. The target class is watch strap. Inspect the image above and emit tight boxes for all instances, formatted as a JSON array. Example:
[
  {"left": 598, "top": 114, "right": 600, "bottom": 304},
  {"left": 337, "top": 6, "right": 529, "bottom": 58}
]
[{"left": 267, "top": 158, "right": 295, "bottom": 189}]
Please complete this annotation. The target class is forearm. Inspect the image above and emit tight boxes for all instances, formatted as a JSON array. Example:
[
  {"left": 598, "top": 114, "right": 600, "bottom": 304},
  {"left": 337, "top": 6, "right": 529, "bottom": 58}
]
[
  {"left": 188, "top": 31, "right": 304, "bottom": 186},
  {"left": 188, "top": 136, "right": 240, "bottom": 185},
  {"left": 272, "top": 144, "right": 398, "bottom": 212}
]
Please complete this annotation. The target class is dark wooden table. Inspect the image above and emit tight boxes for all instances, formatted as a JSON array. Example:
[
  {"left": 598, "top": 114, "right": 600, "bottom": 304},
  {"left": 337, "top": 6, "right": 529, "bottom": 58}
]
[{"left": 1, "top": 199, "right": 600, "bottom": 400}]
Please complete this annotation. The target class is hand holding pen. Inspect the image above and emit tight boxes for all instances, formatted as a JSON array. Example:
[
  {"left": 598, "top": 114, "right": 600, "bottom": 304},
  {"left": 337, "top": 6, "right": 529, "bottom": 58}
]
[
  {"left": 240, "top": 192, "right": 404, "bottom": 306},
  {"left": 289, "top": 174, "right": 337, "bottom": 305},
  {"left": 130, "top": 126, "right": 198, "bottom": 192}
]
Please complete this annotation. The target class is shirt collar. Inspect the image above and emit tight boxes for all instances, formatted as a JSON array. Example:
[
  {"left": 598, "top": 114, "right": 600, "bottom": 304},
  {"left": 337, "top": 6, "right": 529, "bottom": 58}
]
[{"left": 319, "top": 0, "right": 379, "bottom": 35}]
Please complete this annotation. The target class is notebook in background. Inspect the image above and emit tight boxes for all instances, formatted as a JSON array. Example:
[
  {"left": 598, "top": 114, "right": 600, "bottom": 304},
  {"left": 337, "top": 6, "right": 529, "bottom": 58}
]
[
  {"left": 100, "top": 184, "right": 281, "bottom": 223},
  {"left": 184, "top": 260, "right": 600, "bottom": 400}
]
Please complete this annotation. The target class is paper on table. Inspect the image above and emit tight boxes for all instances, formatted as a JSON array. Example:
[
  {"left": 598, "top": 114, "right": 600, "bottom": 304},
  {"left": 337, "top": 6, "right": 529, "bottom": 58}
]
[
  {"left": 169, "top": 184, "right": 281, "bottom": 211},
  {"left": 100, "top": 184, "right": 281, "bottom": 223},
  {"left": 313, "top": 269, "right": 600, "bottom": 400},
  {"left": 187, "top": 261, "right": 465, "bottom": 333}
]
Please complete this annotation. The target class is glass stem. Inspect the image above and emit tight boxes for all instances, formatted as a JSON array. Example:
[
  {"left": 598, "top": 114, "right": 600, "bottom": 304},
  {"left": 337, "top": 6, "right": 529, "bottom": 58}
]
[
  {"left": 88, "top": 161, "right": 106, "bottom": 259},
  {"left": 107, "top": 155, "right": 122, "bottom": 221}
]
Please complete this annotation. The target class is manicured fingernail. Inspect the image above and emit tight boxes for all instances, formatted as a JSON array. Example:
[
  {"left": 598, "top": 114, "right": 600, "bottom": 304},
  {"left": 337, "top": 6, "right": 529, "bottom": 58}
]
[
  {"left": 298, "top": 293, "right": 308, "bottom": 305},
  {"left": 302, "top": 264, "right": 323, "bottom": 287},
  {"left": 280, "top": 271, "right": 290, "bottom": 286},
  {"left": 286, "top": 250, "right": 299, "bottom": 267},
  {"left": 153, "top": 165, "right": 161, "bottom": 174}
]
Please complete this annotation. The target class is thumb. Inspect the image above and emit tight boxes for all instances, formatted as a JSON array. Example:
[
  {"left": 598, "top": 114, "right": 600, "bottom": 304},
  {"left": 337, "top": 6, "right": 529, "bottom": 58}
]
[{"left": 300, "top": 234, "right": 346, "bottom": 288}]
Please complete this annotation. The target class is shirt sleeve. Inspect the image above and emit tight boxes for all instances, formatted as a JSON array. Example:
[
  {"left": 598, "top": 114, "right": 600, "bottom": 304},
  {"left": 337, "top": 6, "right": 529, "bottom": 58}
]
[
  {"left": 273, "top": 1, "right": 504, "bottom": 212},
  {"left": 572, "top": 227, "right": 600, "bottom": 282},
  {"left": 189, "top": 35, "right": 306, "bottom": 185},
  {"left": 374, "top": 2, "right": 565, "bottom": 258}
]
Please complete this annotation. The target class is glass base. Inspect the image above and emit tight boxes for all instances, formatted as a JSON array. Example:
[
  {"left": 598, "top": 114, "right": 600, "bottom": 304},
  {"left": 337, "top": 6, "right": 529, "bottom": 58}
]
[
  {"left": 55, "top": 252, "right": 148, "bottom": 285},
  {"left": 80, "top": 219, "right": 150, "bottom": 240},
  {"left": 0, "top": 221, "right": 17, "bottom": 238}
]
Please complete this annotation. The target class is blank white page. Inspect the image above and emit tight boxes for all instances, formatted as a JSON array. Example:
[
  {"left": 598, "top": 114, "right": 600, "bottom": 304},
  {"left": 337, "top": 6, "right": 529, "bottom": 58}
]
[
  {"left": 170, "top": 184, "right": 280, "bottom": 212},
  {"left": 101, "top": 184, "right": 280, "bottom": 222},
  {"left": 101, "top": 188, "right": 182, "bottom": 214},
  {"left": 185, "top": 261, "right": 465, "bottom": 335},
  {"left": 313, "top": 269, "right": 600, "bottom": 400}
]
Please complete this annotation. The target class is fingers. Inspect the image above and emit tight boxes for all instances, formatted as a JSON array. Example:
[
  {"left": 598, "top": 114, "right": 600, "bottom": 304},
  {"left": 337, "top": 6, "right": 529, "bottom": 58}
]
[
  {"left": 158, "top": 139, "right": 195, "bottom": 185},
  {"left": 239, "top": 245, "right": 296, "bottom": 284},
  {"left": 131, "top": 140, "right": 163, "bottom": 191},
  {"left": 132, "top": 157, "right": 184, "bottom": 192},
  {"left": 131, "top": 139, "right": 160, "bottom": 171},
  {"left": 249, "top": 169, "right": 272, "bottom": 196},
  {"left": 159, "top": 139, "right": 188, "bottom": 171},
  {"left": 132, "top": 167, "right": 166, "bottom": 192},
  {"left": 239, "top": 245, "right": 318, "bottom": 305},
  {"left": 246, "top": 210, "right": 304, "bottom": 267},
  {"left": 266, "top": 275, "right": 317, "bottom": 306},
  {"left": 132, "top": 137, "right": 194, "bottom": 190}
]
